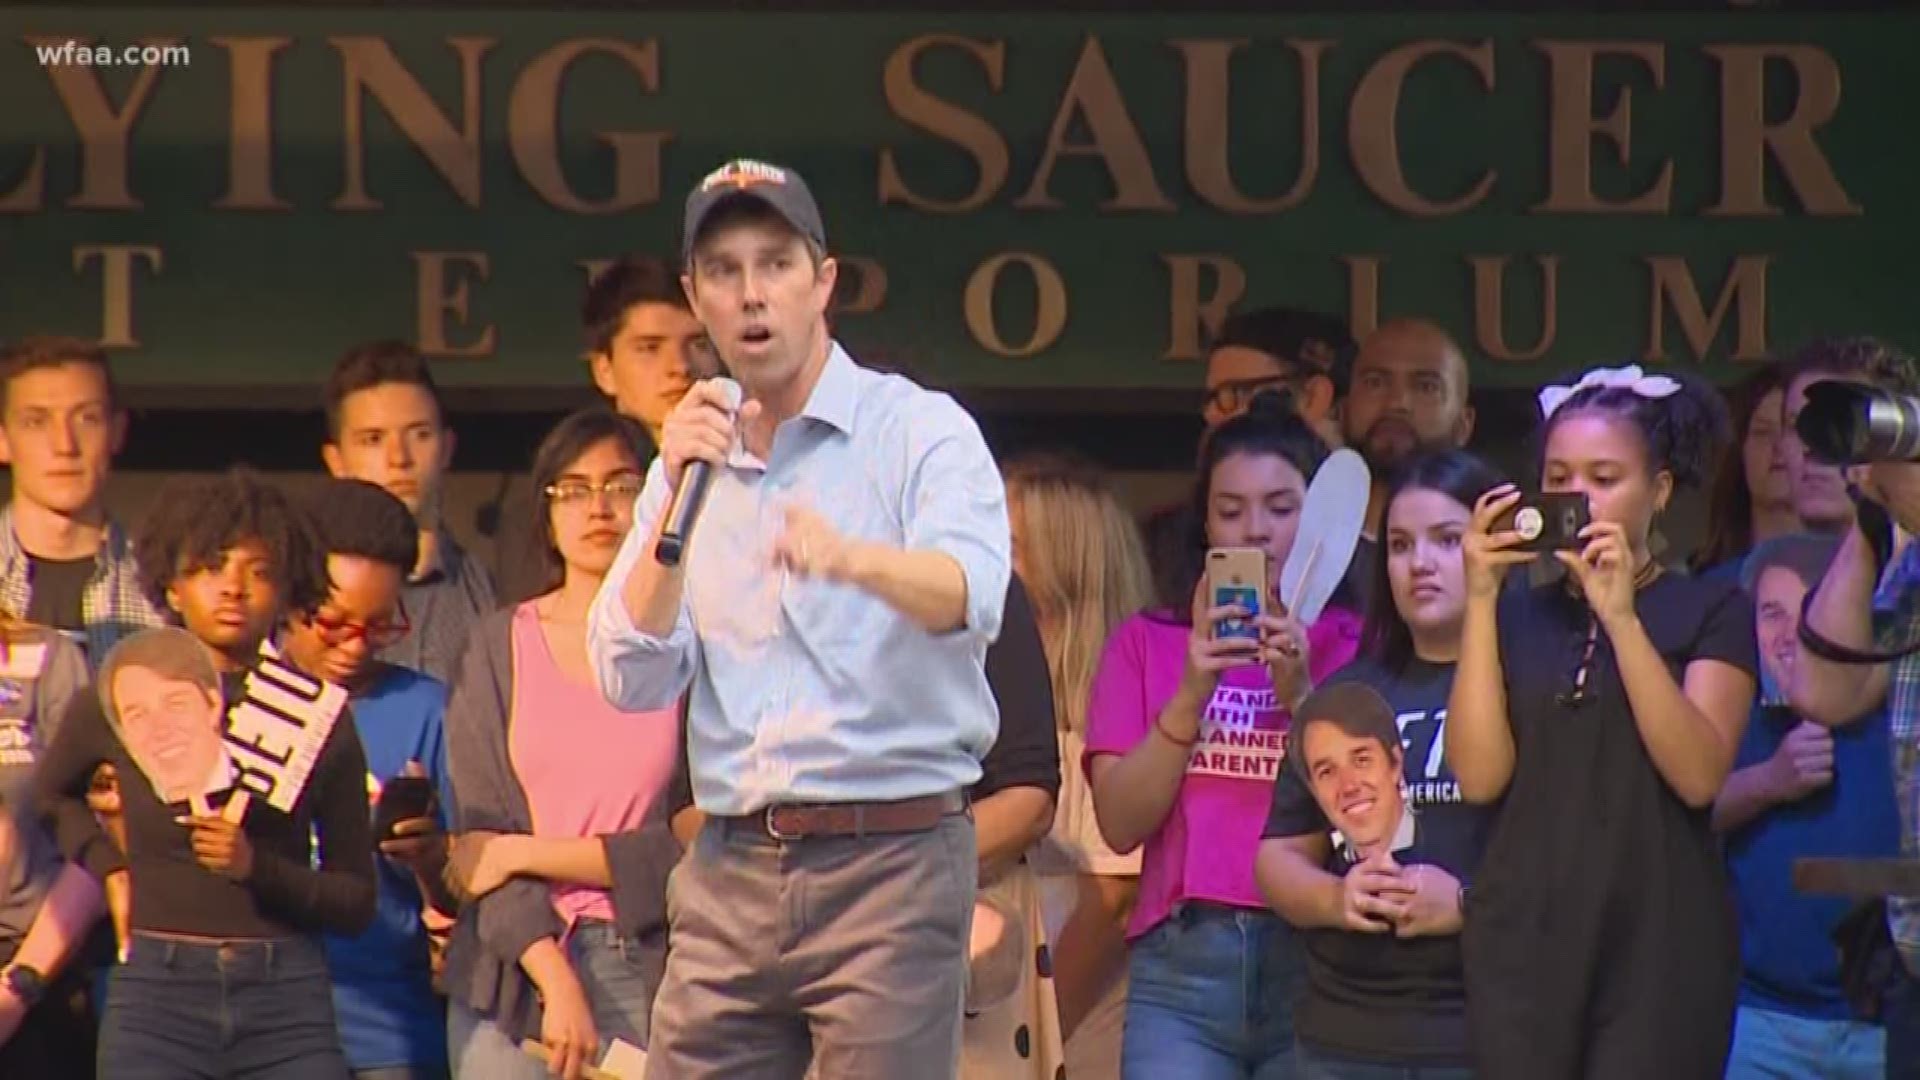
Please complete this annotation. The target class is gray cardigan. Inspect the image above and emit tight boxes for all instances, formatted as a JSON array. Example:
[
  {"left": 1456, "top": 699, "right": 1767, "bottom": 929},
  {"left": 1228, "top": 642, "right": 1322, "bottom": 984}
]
[{"left": 441, "top": 606, "right": 683, "bottom": 1043}]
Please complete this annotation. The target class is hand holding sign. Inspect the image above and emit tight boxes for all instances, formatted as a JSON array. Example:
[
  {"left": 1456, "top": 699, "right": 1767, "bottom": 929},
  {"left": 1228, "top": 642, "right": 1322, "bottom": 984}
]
[
  {"left": 181, "top": 790, "right": 253, "bottom": 880},
  {"left": 1392, "top": 863, "right": 1465, "bottom": 939}
]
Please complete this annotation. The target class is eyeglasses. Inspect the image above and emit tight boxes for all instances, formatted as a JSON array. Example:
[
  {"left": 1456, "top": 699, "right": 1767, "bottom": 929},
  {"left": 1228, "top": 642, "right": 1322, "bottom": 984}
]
[
  {"left": 309, "top": 601, "right": 411, "bottom": 648},
  {"left": 544, "top": 477, "right": 644, "bottom": 507},
  {"left": 1204, "top": 376, "right": 1296, "bottom": 418}
]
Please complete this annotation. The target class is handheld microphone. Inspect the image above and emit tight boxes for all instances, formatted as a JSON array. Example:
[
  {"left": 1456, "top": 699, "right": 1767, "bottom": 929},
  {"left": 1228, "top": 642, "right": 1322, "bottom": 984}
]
[{"left": 654, "top": 378, "right": 742, "bottom": 567}]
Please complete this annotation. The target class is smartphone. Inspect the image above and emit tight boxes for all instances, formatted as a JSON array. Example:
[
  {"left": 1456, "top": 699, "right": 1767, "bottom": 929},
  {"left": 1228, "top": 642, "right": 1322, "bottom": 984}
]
[
  {"left": 373, "top": 776, "right": 437, "bottom": 842},
  {"left": 1495, "top": 491, "right": 1591, "bottom": 553},
  {"left": 1206, "top": 547, "right": 1268, "bottom": 641}
]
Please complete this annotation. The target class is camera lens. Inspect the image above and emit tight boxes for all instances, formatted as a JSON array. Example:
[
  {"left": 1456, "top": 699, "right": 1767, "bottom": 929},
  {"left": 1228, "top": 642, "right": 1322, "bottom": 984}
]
[{"left": 1796, "top": 381, "right": 1920, "bottom": 464}]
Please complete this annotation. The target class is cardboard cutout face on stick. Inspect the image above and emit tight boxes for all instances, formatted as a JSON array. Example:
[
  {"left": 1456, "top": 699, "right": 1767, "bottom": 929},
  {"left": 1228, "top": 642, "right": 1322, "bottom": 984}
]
[
  {"left": 100, "top": 628, "right": 234, "bottom": 806},
  {"left": 1300, "top": 718, "right": 1414, "bottom": 861},
  {"left": 1291, "top": 683, "right": 1414, "bottom": 862}
]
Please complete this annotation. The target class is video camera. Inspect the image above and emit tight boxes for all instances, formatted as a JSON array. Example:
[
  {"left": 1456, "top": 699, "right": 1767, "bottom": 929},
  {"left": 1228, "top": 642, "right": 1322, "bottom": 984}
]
[{"left": 1795, "top": 381, "right": 1920, "bottom": 464}]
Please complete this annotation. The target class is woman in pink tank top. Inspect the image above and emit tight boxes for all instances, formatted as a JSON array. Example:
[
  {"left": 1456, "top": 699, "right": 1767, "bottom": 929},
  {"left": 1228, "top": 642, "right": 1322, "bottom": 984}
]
[{"left": 444, "top": 410, "right": 683, "bottom": 1080}]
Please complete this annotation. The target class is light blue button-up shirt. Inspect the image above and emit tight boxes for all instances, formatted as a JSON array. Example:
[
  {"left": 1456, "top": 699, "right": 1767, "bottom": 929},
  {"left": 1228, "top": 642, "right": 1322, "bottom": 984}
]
[{"left": 587, "top": 344, "right": 1010, "bottom": 815}]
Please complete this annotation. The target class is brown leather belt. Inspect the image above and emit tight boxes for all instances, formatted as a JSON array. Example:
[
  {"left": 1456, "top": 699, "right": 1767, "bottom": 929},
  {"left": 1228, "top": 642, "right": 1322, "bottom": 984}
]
[{"left": 723, "top": 790, "right": 968, "bottom": 842}]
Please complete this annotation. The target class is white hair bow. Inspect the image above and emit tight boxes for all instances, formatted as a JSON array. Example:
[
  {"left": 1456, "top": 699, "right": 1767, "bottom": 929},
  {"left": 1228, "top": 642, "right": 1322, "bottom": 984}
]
[{"left": 1537, "top": 364, "right": 1682, "bottom": 419}]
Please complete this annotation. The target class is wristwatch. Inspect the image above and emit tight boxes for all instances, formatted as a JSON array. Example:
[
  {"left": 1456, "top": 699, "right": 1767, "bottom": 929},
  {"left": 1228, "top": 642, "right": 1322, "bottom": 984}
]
[{"left": 4, "top": 964, "right": 46, "bottom": 1008}]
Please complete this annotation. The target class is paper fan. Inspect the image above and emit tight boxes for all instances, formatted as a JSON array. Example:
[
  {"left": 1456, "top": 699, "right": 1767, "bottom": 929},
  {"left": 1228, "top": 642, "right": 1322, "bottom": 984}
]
[{"left": 1280, "top": 448, "right": 1371, "bottom": 626}]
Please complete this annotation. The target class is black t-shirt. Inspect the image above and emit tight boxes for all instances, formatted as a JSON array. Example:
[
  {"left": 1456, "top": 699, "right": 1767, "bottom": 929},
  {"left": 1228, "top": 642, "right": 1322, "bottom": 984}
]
[
  {"left": 1464, "top": 573, "right": 1755, "bottom": 1079},
  {"left": 1263, "top": 656, "right": 1490, "bottom": 1066},
  {"left": 972, "top": 574, "right": 1060, "bottom": 801},
  {"left": 26, "top": 554, "right": 92, "bottom": 652}
]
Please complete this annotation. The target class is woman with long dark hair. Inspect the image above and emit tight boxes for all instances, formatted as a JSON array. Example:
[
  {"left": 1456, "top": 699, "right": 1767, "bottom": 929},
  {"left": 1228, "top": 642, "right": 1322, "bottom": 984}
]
[
  {"left": 1256, "top": 449, "right": 1503, "bottom": 1079},
  {"left": 1447, "top": 366, "right": 1756, "bottom": 1078},
  {"left": 1691, "top": 365, "right": 1799, "bottom": 578},
  {"left": 1085, "top": 391, "right": 1363, "bottom": 1079},
  {"left": 442, "top": 409, "right": 681, "bottom": 1080}
]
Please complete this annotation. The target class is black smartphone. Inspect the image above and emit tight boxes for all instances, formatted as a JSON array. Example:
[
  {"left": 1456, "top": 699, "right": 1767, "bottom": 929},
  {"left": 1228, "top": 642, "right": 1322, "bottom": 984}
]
[
  {"left": 373, "top": 776, "right": 437, "bottom": 841},
  {"left": 1497, "top": 491, "right": 1591, "bottom": 553}
]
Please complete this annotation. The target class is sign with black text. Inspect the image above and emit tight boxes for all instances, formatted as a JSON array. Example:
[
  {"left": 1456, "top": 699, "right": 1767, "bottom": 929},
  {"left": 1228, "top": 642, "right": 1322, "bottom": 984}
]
[{"left": 224, "top": 641, "right": 345, "bottom": 813}]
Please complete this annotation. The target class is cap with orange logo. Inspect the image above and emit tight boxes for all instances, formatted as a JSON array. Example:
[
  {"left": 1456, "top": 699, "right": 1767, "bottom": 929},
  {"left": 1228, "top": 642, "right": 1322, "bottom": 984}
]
[{"left": 682, "top": 158, "right": 827, "bottom": 264}]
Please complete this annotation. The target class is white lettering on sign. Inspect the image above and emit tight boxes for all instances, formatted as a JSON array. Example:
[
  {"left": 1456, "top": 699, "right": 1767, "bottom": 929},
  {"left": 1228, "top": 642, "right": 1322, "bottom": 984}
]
[{"left": 222, "top": 642, "right": 345, "bottom": 813}]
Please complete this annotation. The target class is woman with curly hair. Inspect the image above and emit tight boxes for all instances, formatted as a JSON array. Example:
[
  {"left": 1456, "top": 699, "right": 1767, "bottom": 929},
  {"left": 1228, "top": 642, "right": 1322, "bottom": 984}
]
[{"left": 38, "top": 468, "right": 376, "bottom": 1079}]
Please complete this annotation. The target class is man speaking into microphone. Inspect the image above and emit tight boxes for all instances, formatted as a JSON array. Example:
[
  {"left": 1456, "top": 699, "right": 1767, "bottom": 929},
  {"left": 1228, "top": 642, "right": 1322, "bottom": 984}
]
[{"left": 587, "top": 158, "right": 1009, "bottom": 1079}]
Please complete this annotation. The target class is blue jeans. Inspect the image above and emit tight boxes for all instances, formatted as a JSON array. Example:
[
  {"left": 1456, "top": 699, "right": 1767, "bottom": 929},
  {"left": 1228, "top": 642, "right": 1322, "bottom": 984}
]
[
  {"left": 1295, "top": 1042, "right": 1474, "bottom": 1080},
  {"left": 1121, "top": 903, "right": 1302, "bottom": 1080},
  {"left": 448, "top": 919, "right": 657, "bottom": 1079},
  {"left": 1725, "top": 1005, "right": 1883, "bottom": 1080},
  {"left": 98, "top": 934, "right": 348, "bottom": 1079}
]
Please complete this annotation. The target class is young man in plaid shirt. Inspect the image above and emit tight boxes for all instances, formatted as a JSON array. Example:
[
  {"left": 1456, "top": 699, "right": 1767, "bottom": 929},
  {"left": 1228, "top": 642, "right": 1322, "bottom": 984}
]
[{"left": 0, "top": 336, "right": 165, "bottom": 665}]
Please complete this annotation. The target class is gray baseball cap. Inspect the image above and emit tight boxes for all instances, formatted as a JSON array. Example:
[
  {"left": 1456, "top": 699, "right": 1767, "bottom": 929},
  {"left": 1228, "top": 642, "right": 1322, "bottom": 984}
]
[{"left": 681, "top": 159, "right": 827, "bottom": 264}]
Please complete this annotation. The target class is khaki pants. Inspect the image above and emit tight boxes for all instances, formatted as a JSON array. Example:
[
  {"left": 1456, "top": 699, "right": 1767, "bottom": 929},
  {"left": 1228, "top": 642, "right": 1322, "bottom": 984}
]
[{"left": 646, "top": 813, "right": 976, "bottom": 1080}]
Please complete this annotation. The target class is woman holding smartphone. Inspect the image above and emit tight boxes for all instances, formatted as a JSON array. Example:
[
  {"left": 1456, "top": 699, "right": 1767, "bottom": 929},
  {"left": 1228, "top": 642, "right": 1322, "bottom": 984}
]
[
  {"left": 442, "top": 409, "right": 681, "bottom": 1080},
  {"left": 1255, "top": 449, "right": 1503, "bottom": 1079},
  {"left": 1086, "top": 391, "right": 1363, "bottom": 1079},
  {"left": 1446, "top": 366, "right": 1755, "bottom": 1079}
]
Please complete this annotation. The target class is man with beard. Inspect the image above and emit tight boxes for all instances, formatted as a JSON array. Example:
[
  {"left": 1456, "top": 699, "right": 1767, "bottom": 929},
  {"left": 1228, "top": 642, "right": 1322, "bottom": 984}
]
[{"left": 1338, "top": 320, "right": 1475, "bottom": 609}]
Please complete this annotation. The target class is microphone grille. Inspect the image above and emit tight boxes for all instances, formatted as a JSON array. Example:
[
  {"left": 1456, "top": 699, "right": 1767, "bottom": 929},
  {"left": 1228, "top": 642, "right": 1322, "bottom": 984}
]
[{"left": 712, "top": 377, "right": 743, "bottom": 413}]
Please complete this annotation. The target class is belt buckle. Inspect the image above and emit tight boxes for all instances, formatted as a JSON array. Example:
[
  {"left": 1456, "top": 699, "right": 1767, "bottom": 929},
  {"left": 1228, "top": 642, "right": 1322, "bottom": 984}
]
[{"left": 763, "top": 804, "right": 802, "bottom": 842}]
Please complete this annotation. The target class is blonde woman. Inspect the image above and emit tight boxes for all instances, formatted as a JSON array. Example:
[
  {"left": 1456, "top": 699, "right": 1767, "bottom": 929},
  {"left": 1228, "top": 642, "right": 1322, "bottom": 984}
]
[{"left": 1004, "top": 452, "right": 1154, "bottom": 1080}]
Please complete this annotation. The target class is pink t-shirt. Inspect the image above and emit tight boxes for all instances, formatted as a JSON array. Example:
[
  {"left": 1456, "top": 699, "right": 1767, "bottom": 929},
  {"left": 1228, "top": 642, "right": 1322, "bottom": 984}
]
[
  {"left": 1083, "top": 607, "right": 1362, "bottom": 939},
  {"left": 507, "top": 602, "right": 681, "bottom": 926}
]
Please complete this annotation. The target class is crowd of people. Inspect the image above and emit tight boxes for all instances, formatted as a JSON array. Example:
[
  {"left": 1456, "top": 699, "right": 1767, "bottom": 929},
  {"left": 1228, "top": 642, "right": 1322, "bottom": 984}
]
[{"left": 0, "top": 155, "right": 1914, "bottom": 1080}]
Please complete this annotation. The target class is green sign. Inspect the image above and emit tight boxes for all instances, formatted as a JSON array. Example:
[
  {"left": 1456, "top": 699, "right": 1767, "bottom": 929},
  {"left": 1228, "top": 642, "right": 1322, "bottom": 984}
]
[{"left": 3, "top": 8, "right": 1915, "bottom": 397}]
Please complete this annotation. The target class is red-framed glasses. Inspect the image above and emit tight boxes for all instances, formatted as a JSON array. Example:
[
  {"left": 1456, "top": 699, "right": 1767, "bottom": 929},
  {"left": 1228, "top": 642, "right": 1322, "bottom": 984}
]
[{"left": 309, "top": 600, "right": 411, "bottom": 648}]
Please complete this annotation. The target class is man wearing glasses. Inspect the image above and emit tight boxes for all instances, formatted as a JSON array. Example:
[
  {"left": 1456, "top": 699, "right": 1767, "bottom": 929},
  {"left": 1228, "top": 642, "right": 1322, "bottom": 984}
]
[
  {"left": 283, "top": 478, "right": 457, "bottom": 1080},
  {"left": 1201, "top": 306, "right": 1354, "bottom": 444},
  {"left": 1146, "top": 307, "right": 1355, "bottom": 593}
]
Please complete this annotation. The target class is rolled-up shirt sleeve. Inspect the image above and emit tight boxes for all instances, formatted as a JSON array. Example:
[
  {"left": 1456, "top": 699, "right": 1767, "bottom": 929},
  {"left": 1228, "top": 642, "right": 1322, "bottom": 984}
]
[
  {"left": 588, "top": 458, "right": 700, "bottom": 713},
  {"left": 1872, "top": 543, "right": 1920, "bottom": 650},
  {"left": 900, "top": 395, "right": 1011, "bottom": 643}
]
